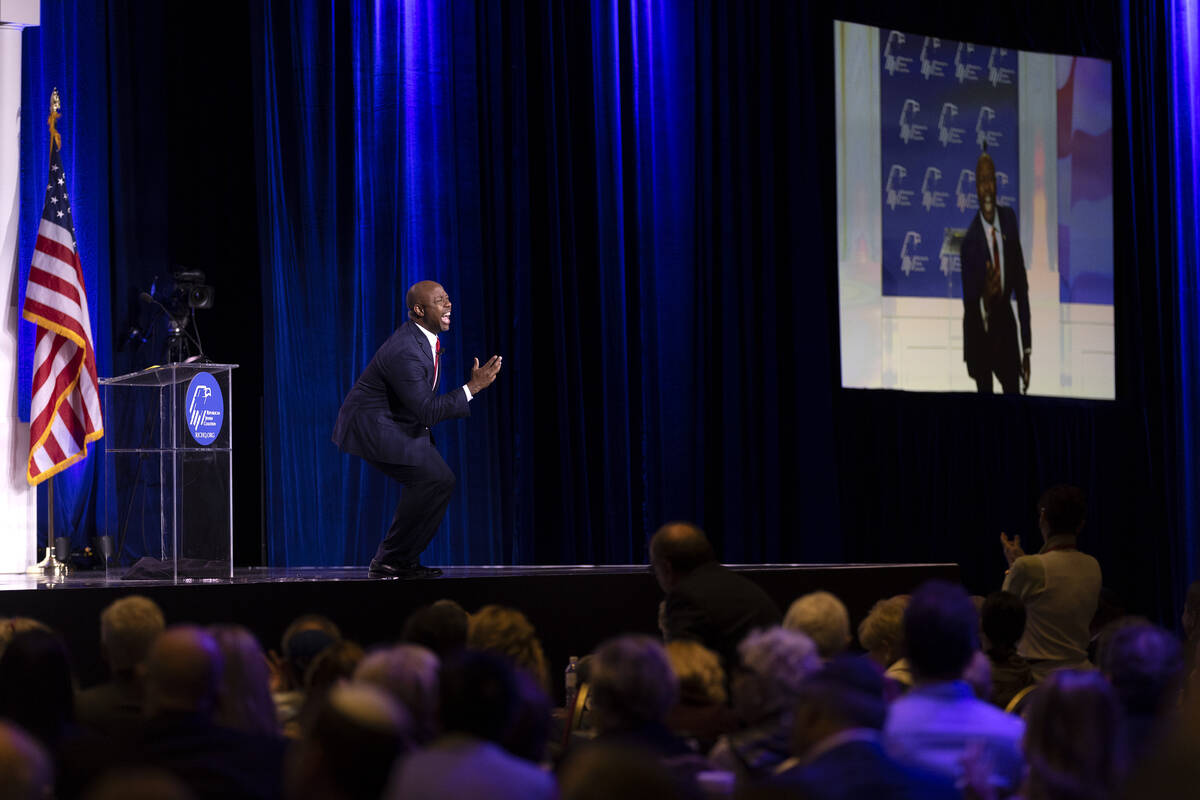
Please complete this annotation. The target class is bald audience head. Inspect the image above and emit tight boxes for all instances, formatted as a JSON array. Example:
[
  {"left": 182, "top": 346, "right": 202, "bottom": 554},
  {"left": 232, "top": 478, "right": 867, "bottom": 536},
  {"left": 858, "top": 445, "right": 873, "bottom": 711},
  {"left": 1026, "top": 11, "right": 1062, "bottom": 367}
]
[
  {"left": 649, "top": 522, "right": 716, "bottom": 592},
  {"left": 145, "top": 625, "right": 224, "bottom": 717},
  {"left": 0, "top": 720, "right": 53, "bottom": 800}
]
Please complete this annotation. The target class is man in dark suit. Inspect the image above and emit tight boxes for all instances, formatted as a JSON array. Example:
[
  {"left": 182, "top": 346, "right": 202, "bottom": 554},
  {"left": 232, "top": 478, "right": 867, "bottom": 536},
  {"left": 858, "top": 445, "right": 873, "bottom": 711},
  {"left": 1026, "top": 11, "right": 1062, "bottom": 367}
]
[
  {"left": 649, "top": 522, "right": 781, "bottom": 670},
  {"left": 333, "top": 281, "right": 502, "bottom": 579},
  {"left": 961, "top": 150, "right": 1031, "bottom": 394}
]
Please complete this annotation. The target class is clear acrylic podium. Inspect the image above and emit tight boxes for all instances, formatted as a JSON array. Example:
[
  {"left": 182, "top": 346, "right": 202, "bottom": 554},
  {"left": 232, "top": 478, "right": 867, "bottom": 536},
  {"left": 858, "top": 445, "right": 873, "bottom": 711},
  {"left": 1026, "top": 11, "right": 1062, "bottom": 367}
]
[{"left": 99, "top": 363, "right": 237, "bottom": 580}]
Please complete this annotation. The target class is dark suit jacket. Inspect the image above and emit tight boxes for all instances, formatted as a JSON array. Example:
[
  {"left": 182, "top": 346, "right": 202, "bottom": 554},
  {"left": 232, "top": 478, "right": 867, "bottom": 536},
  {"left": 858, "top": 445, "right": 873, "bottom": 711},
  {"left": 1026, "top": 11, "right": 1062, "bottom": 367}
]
[
  {"left": 774, "top": 738, "right": 961, "bottom": 800},
  {"left": 961, "top": 205, "right": 1030, "bottom": 380},
  {"left": 663, "top": 562, "right": 781, "bottom": 669},
  {"left": 332, "top": 320, "right": 469, "bottom": 464}
]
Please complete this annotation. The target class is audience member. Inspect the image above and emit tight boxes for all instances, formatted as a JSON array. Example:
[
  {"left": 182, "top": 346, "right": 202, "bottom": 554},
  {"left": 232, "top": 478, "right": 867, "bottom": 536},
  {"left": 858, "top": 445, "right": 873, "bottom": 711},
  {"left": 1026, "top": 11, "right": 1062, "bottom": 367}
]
[
  {"left": 0, "top": 617, "right": 51, "bottom": 660},
  {"left": 587, "top": 634, "right": 710, "bottom": 785},
  {"left": 82, "top": 768, "right": 195, "bottom": 800},
  {"left": 857, "top": 595, "right": 913, "bottom": 689},
  {"left": 386, "top": 649, "right": 555, "bottom": 799},
  {"left": 136, "top": 625, "right": 287, "bottom": 800},
  {"left": 285, "top": 683, "right": 411, "bottom": 800},
  {"left": 467, "top": 604, "right": 550, "bottom": 690},
  {"left": 709, "top": 627, "right": 821, "bottom": 780},
  {"left": 773, "top": 656, "right": 958, "bottom": 800},
  {"left": 209, "top": 624, "right": 280, "bottom": 736},
  {"left": 664, "top": 640, "right": 738, "bottom": 751},
  {"left": 650, "top": 522, "right": 781, "bottom": 669},
  {"left": 401, "top": 599, "right": 469, "bottom": 659},
  {"left": 1022, "top": 669, "right": 1126, "bottom": 800},
  {"left": 981, "top": 590, "right": 1034, "bottom": 708},
  {"left": 0, "top": 719, "right": 54, "bottom": 800},
  {"left": 1001, "top": 485, "right": 1101, "bottom": 680},
  {"left": 77, "top": 595, "right": 166, "bottom": 738},
  {"left": 783, "top": 591, "right": 851, "bottom": 660},
  {"left": 297, "top": 640, "right": 365, "bottom": 737},
  {"left": 1097, "top": 621, "right": 1182, "bottom": 764},
  {"left": 502, "top": 665, "right": 554, "bottom": 764},
  {"left": 0, "top": 628, "right": 77, "bottom": 749},
  {"left": 272, "top": 614, "right": 341, "bottom": 734},
  {"left": 354, "top": 643, "right": 441, "bottom": 743},
  {"left": 883, "top": 580, "right": 1024, "bottom": 793},
  {"left": 559, "top": 743, "right": 690, "bottom": 800},
  {"left": 1181, "top": 580, "right": 1200, "bottom": 691}
]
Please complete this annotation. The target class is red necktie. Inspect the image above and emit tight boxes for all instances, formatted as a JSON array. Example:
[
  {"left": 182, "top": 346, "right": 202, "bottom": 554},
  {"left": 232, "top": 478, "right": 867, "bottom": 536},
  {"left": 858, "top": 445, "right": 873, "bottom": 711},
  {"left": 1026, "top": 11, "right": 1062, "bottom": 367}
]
[
  {"left": 991, "top": 227, "right": 1002, "bottom": 296},
  {"left": 433, "top": 339, "right": 442, "bottom": 391}
]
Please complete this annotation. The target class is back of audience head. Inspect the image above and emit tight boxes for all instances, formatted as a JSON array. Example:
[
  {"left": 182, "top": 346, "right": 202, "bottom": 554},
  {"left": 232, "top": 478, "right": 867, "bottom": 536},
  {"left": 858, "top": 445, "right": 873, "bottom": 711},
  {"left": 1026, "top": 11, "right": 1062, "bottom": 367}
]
[
  {"left": 589, "top": 635, "right": 679, "bottom": 733},
  {"left": 100, "top": 595, "right": 165, "bottom": 675},
  {"left": 791, "top": 655, "right": 888, "bottom": 759},
  {"left": 280, "top": 614, "right": 341, "bottom": 690},
  {"left": 649, "top": 522, "right": 715, "bottom": 591},
  {"left": 0, "top": 617, "right": 51, "bottom": 661},
  {"left": 1039, "top": 484, "right": 1087, "bottom": 537},
  {"left": 0, "top": 628, "right": 75, "bottom": 746},
  {"left": 438, "top": 649, "right": 520, "bottom": 743},
  {"left": 501, "top": 665, "right": 553, "bottom": 763},
  {"left": 467, "top": 604, "right": 550, "bottom": 690},
  {"left": 1023, "top": 669, "right": 1125, "bottom": 800},
  {"left": 0, "top": 719, "right": 53, "bottom": 800},
  {"left": 285, "top": 682, "right": 410, "bottom": 800},
  {"left": 208, "top": 624, "right": 279, "bottom": 735},
  {"left": 83, "top": 768, "right": 194, "bottom": 800},
  {"left": 733, "top": 627, "right": 821, "bottom": 721},
  {"left": 1098, "top": 621, "right": 1183, "bottom": 718},
  {"left": 665, "top": 639, "right": 727, "bottom": 706},
  {"left": 560, "top": 744, "right": 687, "bottom": 800},
  {"left": 354, "top": 644, "right": 440, "bottom": 744},
  {"left": 401, "top": 599, "right": 468, "bottom": 659},
  {"left": 144, "top": 625, "right": 223, "bottom": 718},
  {"left": 783, "top": 591, "right": 851, "bottom": 659},
  {"left": 982, "top": 590, "right": 1026, "bottom": 653},
  {"left": 858, "top": 595, "right": 908, "bottom": 669},
  {"left": 905, "top": 580, "right": 979, "bottom": 682}
]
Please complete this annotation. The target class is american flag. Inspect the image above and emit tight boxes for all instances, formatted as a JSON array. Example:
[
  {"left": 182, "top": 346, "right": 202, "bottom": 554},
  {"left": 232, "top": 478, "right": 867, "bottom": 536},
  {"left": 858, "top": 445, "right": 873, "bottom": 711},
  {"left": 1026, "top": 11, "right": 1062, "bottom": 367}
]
[{"left": 21, "top": 135, "right": 103, "bottom": 485}]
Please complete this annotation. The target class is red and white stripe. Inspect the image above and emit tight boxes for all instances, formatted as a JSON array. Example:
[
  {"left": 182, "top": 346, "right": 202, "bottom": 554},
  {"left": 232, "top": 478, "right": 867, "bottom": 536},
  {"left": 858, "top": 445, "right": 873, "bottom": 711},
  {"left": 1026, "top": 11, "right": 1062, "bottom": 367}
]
[{"left": 22, "top": 204, "right": 103, "bottom": 485}]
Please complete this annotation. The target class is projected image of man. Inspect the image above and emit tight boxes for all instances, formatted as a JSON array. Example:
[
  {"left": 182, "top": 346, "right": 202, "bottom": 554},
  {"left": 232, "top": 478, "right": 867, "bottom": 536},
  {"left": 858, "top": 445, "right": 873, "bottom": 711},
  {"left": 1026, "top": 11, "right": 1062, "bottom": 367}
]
[{"left": 961, "top": 151, "right": 1031, "bottom": 394}]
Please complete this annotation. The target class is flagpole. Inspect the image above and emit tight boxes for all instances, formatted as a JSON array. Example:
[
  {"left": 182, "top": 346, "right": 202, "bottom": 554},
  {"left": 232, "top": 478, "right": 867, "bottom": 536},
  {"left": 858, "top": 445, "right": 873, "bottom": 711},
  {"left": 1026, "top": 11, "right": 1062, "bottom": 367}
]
[{"left": 25, "top": 89, "right": 69, "bottom": 579}]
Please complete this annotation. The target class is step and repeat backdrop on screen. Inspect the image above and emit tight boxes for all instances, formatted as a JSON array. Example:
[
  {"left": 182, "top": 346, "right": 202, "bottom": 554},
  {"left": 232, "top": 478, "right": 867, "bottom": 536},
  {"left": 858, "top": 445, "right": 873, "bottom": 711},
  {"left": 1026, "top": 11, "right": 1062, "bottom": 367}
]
[{"left": 835, "top": 21, "right": 1114, "bottom": 399}]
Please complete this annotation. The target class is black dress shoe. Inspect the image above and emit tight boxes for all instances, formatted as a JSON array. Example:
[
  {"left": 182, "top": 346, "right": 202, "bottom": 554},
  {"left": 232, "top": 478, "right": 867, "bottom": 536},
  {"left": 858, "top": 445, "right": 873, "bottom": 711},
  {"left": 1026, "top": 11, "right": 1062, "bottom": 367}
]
[
  {"left": 409, "top": 563, "right": 443, "bottom": 577},
  {"left": 368, "top": 561, "right": 443, "bottom": 579}
]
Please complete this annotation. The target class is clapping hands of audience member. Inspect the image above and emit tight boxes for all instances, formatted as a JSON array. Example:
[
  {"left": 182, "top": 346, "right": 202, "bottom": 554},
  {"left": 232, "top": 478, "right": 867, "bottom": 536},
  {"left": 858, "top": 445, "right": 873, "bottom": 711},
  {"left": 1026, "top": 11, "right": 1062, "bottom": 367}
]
[{"left": 1000, "top": 532, "right": 1024, "bottom": 568}]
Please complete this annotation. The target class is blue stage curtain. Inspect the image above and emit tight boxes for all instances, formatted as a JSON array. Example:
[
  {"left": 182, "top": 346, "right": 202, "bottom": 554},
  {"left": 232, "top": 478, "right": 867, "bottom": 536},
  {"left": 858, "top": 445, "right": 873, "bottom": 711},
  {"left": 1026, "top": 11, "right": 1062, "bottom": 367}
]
[{"left": 17, "top": 0, "right": 113, "bottom": 548}]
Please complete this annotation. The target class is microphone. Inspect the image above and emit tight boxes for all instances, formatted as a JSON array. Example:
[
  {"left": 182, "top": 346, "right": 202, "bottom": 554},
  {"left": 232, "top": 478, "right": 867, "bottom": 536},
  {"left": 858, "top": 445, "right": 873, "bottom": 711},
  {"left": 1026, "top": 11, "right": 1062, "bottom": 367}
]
[{"left": 139, "top": 291, "right": 204, "bottom": 359}]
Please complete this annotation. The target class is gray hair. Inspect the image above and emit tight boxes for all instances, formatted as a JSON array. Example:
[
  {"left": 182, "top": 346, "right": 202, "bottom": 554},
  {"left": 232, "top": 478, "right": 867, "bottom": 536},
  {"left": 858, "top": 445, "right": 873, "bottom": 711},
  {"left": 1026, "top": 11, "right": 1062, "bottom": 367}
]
[
  {"left": 739, "top": 626, "right": 822, "bottom": 701},
  {"left": 784, "top": 591, "right": 851, "bottom": 659},
  {"left": 100, "top": 595, "right": 166, "bottom": 671},
  {"left": 353, "top": 644, "right": 440, "bottom": 743},
  {"left": 589, "top": 635, "right": 679, "bottom": 730}
]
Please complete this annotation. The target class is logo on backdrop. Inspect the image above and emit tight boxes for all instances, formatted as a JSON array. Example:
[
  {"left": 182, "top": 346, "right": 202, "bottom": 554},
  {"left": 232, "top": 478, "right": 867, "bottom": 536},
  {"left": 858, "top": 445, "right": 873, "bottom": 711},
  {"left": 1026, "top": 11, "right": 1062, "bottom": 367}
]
[
  {"left": 884, "top": 31, "right": 913, "bottom": 75},
  {"left": 954, "top": 43, "right": 982, "bottom": 83},
  {"left": 921, "top": 167, "right": 949, "bottom": 211},
  {"left": 185, "top": 372, "right": 224, "bottom": 446},
  {"left": 920, "top": 38, "right": 948, "bottom": 79},
  {"left": 988, "top": 48, "right": 1015, "bottom": 87},
  {"left": 886, "top": 165, "right": 914, "bottom": 209},
  {"left": 900, "top": 232, "right": 928, "bottom": 275},
  {"left": 899, "top": 99, "right": 927, "bottom": 143}
]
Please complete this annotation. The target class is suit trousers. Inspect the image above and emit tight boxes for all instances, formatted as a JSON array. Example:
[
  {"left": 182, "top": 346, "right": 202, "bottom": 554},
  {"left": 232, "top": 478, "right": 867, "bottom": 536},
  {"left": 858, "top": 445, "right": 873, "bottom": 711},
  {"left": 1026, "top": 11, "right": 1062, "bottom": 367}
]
[{"left": 368, "top": 444, "right": 456, "bottom": 566}]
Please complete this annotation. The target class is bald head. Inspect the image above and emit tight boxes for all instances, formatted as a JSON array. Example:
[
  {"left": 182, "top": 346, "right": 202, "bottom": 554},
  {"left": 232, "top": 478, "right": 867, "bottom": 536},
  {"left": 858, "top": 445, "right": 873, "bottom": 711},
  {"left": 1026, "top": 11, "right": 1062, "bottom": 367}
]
[
  {"left": 145, "top": 625, "right": 223, "bottom": 717},
  {"left": 406, "top": 280, "right": 452, "bottom": 334},
  {"left": 649, "top": 522, "right": 715, "bottom": 591}
]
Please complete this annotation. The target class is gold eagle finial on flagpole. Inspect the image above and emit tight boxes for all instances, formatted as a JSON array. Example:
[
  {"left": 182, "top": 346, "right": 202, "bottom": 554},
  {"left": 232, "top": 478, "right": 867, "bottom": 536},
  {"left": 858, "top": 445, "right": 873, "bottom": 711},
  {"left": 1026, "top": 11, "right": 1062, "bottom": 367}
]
[{"left": 48, "top": 88, "right": 62, "bottom": 152}]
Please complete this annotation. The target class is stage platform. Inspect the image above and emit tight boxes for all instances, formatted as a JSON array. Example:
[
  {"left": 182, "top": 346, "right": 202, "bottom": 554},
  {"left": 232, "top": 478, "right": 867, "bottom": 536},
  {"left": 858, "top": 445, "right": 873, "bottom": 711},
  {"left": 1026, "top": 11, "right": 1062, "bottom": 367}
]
[{"left": 0, "top": 562, "right": 959, "bottom": 694}]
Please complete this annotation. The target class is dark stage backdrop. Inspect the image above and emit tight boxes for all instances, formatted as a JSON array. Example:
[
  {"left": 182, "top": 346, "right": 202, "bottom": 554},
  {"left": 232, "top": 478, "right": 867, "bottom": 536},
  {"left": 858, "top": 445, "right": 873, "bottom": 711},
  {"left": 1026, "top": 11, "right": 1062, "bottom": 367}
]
[{"left": 17, "top": 1, "right": 1200, "bottom": 623}]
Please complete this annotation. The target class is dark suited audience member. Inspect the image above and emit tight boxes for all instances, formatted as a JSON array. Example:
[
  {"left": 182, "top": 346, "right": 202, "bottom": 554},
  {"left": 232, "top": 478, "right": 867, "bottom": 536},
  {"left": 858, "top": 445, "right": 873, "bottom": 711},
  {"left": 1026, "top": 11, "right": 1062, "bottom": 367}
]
[
  {"left": 650, "top": 522, "right": 781, "bottom": 670},
  {"left": 77, "top": 595, "right": 166, "bottom": 738},
  {"left": 664, "top": 640, "right": 739, "bottom": 752},
  {"left": 709, "top": 627, "right": 821, "bottom": 780},
  {"left": 136, "top": 625, "right": 287, "bottom": 800},
  {"left": 981, "top": 590, "right": 1034, "bottom": 709},
  {"left": 1098, "top": 621, "right": 1183, "bottom": 765},
  {"left": 354, "top": 644, "right": 441, "bottom": 744},
  {"left": 386, "top": 650, "right": 555, "bottom": 800},
  {"left": 587, "top": 635, "right": 710, "bottom": 787},
  {"left": 560, "top": 743, "right": 691, "bottom": 800},
  {"left": 0, "top": 719, "right": 54, "bottom": 800},
  {"left": 271, "top": 614, "right": 341, "bottom": 736},
  {"left": 401, "top": 599, "right": 470, "bottom": 660},
  {"left": 784, "top": 591, "right": 852, "bottom": 660},
  {"left": 772, "top": 656, "right": 958, "bottom": 800},
  {"left": 883, "top": 580, "right": 1024, "bottom": 794},
  {"left": 1023, "top": 669, "right": 1126, "bottom": 800},
  {"left": 209, "top": 625, "right": 280, "bottom": 736},
  {"left": 285, "top": 683, "right": 411, "bottom": 800}
]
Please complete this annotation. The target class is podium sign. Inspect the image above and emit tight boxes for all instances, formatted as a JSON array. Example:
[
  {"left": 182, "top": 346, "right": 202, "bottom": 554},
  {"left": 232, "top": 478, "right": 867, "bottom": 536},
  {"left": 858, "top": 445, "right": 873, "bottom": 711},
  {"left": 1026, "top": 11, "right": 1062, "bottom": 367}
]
[{"left": 99, "top": 363, "right": 237, "bottom": 580}]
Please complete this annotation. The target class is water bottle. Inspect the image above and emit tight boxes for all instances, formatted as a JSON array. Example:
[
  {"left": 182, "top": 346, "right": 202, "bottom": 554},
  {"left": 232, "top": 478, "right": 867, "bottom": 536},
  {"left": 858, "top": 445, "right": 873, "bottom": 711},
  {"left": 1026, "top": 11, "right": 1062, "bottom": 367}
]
[{"left": 564, "top": 656, "right": 579, "bottom": 718}]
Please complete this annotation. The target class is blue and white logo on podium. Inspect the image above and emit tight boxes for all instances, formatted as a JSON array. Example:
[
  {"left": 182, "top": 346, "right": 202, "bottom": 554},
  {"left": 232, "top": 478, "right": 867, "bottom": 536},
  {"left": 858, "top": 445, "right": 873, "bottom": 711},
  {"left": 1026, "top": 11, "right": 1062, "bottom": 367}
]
[{"left": 185, "top": 372, "right": 224, "bottom": 446}]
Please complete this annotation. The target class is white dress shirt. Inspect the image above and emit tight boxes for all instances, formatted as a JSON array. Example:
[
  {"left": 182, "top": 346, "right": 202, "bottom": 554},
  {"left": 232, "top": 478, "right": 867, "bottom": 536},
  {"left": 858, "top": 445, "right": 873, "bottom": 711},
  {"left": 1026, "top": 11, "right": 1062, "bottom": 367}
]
[{"left": 414, "top": 323, "right": 472, "bottom": 401}]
